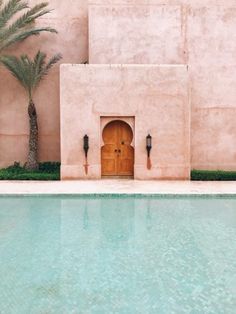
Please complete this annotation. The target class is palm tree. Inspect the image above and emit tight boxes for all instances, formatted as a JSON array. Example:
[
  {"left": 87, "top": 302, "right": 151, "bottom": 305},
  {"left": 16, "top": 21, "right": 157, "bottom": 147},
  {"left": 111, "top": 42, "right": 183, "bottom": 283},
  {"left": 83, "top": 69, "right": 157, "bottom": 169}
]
[
  {"left": 0, "top": 0, "right": 57, "bottom": 54},
  {"left": 0, "top": 51, "right": 62, "bottom": 170}
]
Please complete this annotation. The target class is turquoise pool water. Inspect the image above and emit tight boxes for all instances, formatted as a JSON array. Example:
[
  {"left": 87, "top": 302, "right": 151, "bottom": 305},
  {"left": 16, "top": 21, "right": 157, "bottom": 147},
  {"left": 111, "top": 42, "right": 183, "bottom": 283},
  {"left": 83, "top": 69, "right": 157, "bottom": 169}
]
[{"left": 0, "top": 196, "right": 236, "bottom": 314}]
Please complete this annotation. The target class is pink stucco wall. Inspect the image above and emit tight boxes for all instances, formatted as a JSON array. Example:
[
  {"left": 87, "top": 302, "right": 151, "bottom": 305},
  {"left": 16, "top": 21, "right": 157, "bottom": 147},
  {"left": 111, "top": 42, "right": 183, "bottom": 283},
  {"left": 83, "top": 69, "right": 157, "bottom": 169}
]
[
  {"left": 60, "top": 64, "right": 190, "bottom": 180},
  {"left": 89, "top": 5, "right": 186, "bottom": 64},
  {"left": 188, "top": 6, "right": 236, "bottom": 170},
  {"left": 89, "top": 1, "right": 236, "bottom": 171},
  {"left": 0, "top": 0, "right": 236, "bottom": 173},
  {"left": 0, "top": 0, "right": 88, "bottom": 168}
]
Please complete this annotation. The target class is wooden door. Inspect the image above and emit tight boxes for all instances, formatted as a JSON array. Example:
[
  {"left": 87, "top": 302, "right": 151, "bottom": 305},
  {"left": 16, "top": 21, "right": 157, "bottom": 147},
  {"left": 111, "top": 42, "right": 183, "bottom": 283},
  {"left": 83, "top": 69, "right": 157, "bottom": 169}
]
[{"left": 101, "top": 121, "right": 134, "bottom": 177}]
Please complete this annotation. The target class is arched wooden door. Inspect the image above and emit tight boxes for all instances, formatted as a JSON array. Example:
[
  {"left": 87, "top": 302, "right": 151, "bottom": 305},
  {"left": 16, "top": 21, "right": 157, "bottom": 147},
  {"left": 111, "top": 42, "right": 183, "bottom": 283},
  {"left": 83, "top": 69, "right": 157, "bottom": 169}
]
[{"left": 101, "top": 120, "right": 134, "bottom": 177}]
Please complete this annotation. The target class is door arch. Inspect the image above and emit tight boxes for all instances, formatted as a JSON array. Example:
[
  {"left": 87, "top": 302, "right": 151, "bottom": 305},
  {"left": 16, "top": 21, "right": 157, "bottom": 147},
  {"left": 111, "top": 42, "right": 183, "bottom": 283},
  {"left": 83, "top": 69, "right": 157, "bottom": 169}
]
[{"left": 101, "top": 120, "right": 134, "bottom": 177}]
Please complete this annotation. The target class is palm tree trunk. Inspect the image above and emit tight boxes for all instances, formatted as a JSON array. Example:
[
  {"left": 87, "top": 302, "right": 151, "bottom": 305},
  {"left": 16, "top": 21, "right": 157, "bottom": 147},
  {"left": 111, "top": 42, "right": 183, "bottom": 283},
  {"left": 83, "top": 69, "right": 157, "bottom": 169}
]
[{"left": 25, "top": 100, "right": 39, "bottom": 170}]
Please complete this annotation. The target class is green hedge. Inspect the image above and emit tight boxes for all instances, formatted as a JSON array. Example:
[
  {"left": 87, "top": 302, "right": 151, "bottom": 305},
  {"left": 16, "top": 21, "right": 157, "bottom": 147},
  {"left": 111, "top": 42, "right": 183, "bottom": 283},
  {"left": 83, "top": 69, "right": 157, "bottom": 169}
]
[
  {"left": 38, "top": 162, "right": 60, "bottom": 173},
  {"left": 0, "top": 162, "right": 60, "bottom": 181},
  {"left": 191, "top": 170, "right": 236, "bottom": 181},
  {"left": 2, "top": 164, "right": 235, "bottom": 181}
]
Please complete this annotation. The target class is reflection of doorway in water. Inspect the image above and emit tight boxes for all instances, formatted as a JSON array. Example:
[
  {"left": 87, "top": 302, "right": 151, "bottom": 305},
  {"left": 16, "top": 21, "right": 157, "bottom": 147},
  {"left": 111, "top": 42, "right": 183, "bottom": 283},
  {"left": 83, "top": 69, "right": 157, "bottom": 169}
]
[
  {"left": 83, "top": 202, "right": 89, "bottom": 230},
  {"left": 146, "top": 199, "right": 153, "bottom": 232},
  {"left": 100, "top": 198, "right": 135, "bottom": 244}
]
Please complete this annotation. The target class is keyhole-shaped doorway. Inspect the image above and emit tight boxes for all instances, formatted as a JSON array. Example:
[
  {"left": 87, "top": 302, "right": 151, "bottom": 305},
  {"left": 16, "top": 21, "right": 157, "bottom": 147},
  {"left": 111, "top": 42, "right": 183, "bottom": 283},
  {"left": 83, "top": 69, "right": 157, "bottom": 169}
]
[{"left": 101, "top": 120, "right": 134, "bottom": 177}]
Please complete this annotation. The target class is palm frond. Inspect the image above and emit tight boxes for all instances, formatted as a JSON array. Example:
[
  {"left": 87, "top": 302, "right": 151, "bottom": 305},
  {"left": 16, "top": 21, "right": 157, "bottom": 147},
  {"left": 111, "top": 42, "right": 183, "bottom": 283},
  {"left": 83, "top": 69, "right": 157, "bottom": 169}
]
[
  {"left": 0, "top": 26, "right": 57, "bottom": 52},
  {"left": 0, "top": 0, "right": 28, "bottom": 29},
  {"left": 0, "top": 0, "right": 57, "bottom": 53},
  {"left": 41, "top": 53, "right": 62, "bottom": 77},
  {"left": 3, "top": 2, "right": 51, "bottom": 38},
  {"left": 0, "top": 51, "right": 62, "bottom": 99},
  {"left": 0, "top": 54, "right": 30, "bottom": 91}
]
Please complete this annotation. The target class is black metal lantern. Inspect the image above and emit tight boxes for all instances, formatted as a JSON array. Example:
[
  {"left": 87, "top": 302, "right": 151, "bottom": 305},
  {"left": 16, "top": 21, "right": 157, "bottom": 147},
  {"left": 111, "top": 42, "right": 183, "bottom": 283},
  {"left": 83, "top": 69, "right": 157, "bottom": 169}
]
[
  {"left": 83, "top": 135, "right": 89, "bottom": 175},
  {"left": 146, "top": 134, "right": 152, "bottom": 170},
  {"left": 146, "top": 134, "right": 152, "bottom": 157},
  {"left": 83, "top": 135, "right": 89, "bottom": 158}
]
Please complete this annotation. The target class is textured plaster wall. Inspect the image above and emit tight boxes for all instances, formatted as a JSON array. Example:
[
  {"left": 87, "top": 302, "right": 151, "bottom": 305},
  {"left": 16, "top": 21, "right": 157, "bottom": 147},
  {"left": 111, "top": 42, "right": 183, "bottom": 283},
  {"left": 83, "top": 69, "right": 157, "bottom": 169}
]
[
  {"left": 89, "top": 5, "right": 186, "bottom": 64},
  {"left": 0, "top": 0, "right": 88, "bottom": 167},
  {"left": 89, "top": 1, "right": 236, "bottom": 171},
  {"left": 188, "top": 7, "right": 236, "bottom": 170},
  {"left": 60, "top": 64, "right": 190, "bottom": 180}
]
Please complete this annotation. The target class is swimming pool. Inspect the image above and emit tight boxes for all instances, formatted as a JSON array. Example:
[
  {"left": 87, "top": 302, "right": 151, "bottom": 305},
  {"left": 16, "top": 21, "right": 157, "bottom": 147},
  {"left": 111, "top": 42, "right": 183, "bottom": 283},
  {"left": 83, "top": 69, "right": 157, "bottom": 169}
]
[{"left": 0, "top": 196, "right": 235, "bottom": 313}]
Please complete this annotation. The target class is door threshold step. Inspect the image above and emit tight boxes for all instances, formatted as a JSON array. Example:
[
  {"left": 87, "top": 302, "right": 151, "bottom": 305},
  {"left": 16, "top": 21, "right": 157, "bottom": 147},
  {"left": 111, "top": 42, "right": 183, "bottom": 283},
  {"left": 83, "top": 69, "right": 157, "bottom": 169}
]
[{"left": 102, "top": 176, "right": 134, "bottom": 179}]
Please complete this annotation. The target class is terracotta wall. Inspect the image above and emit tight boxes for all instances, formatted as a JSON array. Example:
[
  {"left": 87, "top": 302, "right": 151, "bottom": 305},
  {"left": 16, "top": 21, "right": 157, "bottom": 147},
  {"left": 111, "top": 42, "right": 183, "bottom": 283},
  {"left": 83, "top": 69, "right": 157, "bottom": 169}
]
[
  {"left": 0, "top": 0, "right": 88, "bottom": 168},
  {"left": 89, "top": 5, "right": 186, "bottom": 64},
  {"left": 60, "top": 64, "right": 190, "bottom": 180},
  {"left": 188, "top": 6, "right": 236, "bottom": 170},
  {"left": 1, "top": 0, "right": 236, "bottom": 172},
  {"left": 89, "top": 0, "right": 236, "bottom": 171}
]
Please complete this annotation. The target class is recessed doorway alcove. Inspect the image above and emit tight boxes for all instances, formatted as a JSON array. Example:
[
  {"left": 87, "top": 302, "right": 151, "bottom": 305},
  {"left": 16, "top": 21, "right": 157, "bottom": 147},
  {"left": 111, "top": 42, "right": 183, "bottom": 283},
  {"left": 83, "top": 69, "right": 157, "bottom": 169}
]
[{"left": 101, "top": 120, "right": 134, "bottom": 178}]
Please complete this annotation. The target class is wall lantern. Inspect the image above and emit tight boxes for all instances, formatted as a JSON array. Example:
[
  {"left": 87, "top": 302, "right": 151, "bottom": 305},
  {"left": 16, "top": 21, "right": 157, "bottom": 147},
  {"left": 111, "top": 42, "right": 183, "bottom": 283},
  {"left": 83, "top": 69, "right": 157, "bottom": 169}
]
[
  {"left": 83, "top": 135, "right": 89, "bottom": 175},
  {"left": 146, "top": 134, "right": 152, "bottom": 170}
]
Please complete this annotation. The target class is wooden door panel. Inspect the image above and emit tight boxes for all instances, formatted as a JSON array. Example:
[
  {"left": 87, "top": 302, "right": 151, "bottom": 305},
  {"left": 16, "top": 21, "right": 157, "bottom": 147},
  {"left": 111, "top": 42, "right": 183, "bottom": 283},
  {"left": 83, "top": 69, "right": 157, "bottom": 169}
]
[
  {"left": 102, "top": 120, "right": 134, "bottom": 177},
  {"left": 117, "top": 146, "right": 134, "bottom": 175},
  {"left": 119, "top": 123, "right": 133, "bottom": 144},
  {"left": 102, "top": 158, "right": 116, "bottom": 175},
  {"left": 118, "top": 159, "right": 133, "bottom": 175},
  {"left": 101, "top": 145, "right": 117, "bottom": 175}
]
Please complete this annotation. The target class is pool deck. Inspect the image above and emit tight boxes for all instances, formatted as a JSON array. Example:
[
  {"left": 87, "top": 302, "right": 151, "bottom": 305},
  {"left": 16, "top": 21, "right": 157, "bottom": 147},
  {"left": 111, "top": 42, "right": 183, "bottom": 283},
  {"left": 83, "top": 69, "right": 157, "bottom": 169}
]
[{"left": 0, "top": 180, "right": 235, "bottom": 195}]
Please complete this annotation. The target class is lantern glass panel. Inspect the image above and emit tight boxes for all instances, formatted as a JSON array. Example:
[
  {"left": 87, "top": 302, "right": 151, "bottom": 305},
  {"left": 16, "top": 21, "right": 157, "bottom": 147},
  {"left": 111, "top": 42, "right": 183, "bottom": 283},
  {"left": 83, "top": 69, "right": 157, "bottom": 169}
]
[
  {"left": 84, "top": 135, "right": 89, "bottom": 149},
  {"left": 146, "top": 135, "right": 152, "bottom": 148}
]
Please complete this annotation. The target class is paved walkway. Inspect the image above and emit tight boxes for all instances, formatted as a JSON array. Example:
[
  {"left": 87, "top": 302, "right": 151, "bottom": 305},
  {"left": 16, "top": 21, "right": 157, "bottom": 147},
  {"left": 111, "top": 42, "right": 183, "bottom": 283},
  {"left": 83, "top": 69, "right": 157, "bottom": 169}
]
[{"left": 0, "top": 180, "right": 235, "bottom": 195}]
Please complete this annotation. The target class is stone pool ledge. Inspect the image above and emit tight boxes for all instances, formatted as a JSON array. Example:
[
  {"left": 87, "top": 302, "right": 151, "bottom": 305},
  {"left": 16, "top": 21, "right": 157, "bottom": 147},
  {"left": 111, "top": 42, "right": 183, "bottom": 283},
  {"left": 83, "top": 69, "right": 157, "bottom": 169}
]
[{"left": 0, "top": 180, "right": 235, "bottom": 196}]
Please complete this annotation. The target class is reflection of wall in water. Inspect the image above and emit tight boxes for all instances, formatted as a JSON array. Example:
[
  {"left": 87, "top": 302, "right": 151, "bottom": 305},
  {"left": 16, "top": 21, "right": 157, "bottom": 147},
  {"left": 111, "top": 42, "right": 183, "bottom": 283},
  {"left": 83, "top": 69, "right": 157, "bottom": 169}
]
[{"left": 100, "top": 198, "right": 135, "bottom": 244}]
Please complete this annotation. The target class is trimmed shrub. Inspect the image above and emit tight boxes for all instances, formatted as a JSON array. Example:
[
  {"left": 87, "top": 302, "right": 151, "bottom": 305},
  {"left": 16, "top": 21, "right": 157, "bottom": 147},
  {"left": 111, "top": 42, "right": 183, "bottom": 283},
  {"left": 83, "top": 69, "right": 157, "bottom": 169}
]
[
  {"left": 39, "top": 162, "right": 61, "bottom": 173},
  {"left": 0, "top": 162, "right": 60, "bottom": 181},
  {"left": 191, "top": 170, "right": 236, "bottom": 181}
]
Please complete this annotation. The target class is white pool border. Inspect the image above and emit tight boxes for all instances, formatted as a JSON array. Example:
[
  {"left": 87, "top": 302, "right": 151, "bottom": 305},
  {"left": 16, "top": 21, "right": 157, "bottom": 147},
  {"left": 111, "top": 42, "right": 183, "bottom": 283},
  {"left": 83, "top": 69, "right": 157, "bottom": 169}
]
[{"left": 0, "top": 180, "right": 235, "bottom": 196}]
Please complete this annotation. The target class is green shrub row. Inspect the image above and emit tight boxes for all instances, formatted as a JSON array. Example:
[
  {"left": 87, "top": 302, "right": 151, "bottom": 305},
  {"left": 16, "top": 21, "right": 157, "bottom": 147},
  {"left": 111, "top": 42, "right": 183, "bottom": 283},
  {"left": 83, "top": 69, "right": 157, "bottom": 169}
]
[
  {"left": 191, "top": 170, "right": 236, "bottom": 181},
  {"left": 0, "top": 162, "right": 60, "bottom": 181},
  {"left": 38, "top": 162, "right": 61, "bottom": 173},
  {"left": 1, "top": 164, "right": 236, "bottom": 181}
]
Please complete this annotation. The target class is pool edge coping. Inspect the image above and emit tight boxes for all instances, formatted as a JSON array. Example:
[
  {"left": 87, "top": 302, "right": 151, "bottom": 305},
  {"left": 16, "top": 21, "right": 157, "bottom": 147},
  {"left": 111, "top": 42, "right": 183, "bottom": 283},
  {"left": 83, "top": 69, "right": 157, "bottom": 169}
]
[
  {"left": 0, "top": 180, "right": 235, "bottom": 197},
  {"left": 0, "top": 193, "right": 236, "bottom": 198}
]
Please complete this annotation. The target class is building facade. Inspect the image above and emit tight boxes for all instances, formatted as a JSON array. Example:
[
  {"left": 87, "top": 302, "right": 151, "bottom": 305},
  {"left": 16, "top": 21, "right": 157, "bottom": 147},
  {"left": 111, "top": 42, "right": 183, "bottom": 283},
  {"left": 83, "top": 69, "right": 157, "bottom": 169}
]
[{"left": 1, "top": 0, "right": 236, "bottom": 179}]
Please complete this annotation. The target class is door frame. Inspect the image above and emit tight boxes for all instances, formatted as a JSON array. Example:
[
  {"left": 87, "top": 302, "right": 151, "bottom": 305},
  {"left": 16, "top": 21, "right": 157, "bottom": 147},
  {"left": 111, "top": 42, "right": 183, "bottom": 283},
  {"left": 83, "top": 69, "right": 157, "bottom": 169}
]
[{"left": 100, "top": 116, "right": 135, "bottom": 178}]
